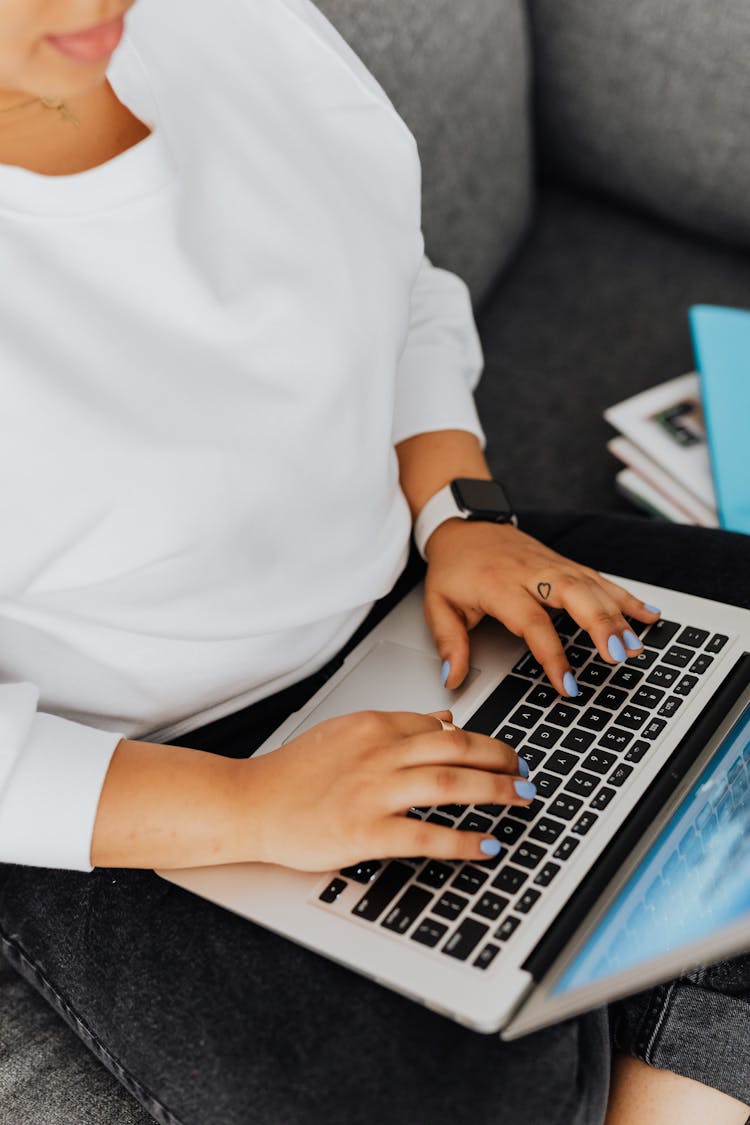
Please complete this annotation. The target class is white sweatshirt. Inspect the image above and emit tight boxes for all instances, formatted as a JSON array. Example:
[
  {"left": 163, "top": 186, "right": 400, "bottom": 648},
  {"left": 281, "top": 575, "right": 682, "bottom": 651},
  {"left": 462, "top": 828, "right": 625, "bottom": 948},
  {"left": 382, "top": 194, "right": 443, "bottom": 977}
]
[{"left": 0, "top": 0, "right": 485, "bottom": 871}]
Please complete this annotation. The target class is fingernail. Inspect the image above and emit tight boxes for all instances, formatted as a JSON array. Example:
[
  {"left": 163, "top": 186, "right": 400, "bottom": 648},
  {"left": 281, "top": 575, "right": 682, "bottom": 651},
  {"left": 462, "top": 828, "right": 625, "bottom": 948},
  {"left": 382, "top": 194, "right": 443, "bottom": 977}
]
[
  {"left": 563, "top": 670, "right": 580, "bottom": 697},
  {"left": 514, "top": 780, "right": 537, "bottom": 800},
  {"left": 480, "top": 838, "right": 502, "bottom": 857},
  {"left": 518, "top": 756, "right": 530, "bottom": 779},
  {"left": 622, "top": 629, "right": 642, "bottom": 651},
  {"left": 607, "top": 634, "right": 628, "bottom": 662},
  {"left": 440, "top": 660, "right": 451, "bottom": 687},
  {"left": 644, "top": 604, "right": 661, "bottom": 615}
]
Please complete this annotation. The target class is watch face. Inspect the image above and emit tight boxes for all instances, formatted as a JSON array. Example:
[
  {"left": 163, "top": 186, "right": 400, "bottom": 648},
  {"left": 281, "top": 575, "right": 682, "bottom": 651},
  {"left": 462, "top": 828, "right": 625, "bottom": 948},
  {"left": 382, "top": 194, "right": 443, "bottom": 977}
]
[{"left": 451, "top": 478, "right": 514, "bottom": 520}]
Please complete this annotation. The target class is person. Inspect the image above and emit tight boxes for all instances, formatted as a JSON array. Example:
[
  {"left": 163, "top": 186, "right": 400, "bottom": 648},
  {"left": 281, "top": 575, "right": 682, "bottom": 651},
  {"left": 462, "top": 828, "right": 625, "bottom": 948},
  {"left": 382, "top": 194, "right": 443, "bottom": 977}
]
[{"left": 0, "top": 2, "right": 747, "bottom": 1123}]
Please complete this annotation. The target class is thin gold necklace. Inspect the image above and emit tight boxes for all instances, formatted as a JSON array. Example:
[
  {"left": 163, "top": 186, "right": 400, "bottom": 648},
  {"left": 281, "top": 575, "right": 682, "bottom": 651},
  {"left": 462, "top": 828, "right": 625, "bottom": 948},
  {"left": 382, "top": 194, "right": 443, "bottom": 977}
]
[{"left": 0, "top": 95, "right": 79, "bottom": 127}]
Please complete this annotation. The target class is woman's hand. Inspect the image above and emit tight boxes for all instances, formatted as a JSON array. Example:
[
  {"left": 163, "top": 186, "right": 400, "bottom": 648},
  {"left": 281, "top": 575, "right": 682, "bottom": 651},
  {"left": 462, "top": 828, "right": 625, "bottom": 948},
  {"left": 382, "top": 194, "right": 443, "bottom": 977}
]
[
  {"left": 423, "top": 520, "right": 661, "bottom": 695},
  {"left": 240, "top": 708, "right": 534, "bottom": 871}
]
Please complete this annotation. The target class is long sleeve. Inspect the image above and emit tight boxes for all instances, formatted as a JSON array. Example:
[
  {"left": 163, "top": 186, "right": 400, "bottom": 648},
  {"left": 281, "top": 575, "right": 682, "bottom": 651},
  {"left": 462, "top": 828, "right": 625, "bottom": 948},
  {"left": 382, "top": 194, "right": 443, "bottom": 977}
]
[
  {"left": 392, "top": 253, "right": 487, "bottom": 448},
  {"left": 0, "top": 683, "right": 122, "bottom": 870}
]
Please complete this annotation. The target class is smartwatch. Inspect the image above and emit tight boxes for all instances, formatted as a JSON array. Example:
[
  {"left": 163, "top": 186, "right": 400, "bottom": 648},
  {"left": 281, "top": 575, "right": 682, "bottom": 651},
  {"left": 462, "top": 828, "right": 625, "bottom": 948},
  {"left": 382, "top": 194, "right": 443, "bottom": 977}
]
[{"left": 413, "top": 477, "right": 517, "bottom": 561}]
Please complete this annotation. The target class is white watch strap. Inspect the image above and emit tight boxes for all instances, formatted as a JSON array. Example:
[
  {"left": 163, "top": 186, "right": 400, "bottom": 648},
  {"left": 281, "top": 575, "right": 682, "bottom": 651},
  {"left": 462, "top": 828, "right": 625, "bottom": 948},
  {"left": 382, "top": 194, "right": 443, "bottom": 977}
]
[{"left": 413, "top": 483, "right": 466, "bottom": 560}]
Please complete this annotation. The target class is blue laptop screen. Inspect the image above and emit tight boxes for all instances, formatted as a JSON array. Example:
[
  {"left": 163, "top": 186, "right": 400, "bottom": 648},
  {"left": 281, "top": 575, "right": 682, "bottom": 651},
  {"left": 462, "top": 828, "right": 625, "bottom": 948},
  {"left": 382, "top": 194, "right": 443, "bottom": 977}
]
[{"left": 552, "top": 702, "right": 750, "bottom": 995}]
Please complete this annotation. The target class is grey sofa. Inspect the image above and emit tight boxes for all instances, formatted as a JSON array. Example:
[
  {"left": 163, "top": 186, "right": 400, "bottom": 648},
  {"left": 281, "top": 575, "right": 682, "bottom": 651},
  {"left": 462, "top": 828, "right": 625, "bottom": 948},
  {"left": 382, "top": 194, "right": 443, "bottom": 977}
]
[{"left": 3, "top": 1, "right": 750, "bottom": 1121}]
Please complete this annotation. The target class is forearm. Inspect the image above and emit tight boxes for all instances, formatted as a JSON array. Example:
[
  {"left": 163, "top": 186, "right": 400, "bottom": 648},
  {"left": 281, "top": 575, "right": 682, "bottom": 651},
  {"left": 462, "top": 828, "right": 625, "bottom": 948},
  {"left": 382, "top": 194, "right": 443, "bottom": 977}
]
[
  {"left": 395, "top": 429, "right": 491, "bottom": 520},
  {"left": 90, "top": 738, "right": 251, "bottom": 870}
]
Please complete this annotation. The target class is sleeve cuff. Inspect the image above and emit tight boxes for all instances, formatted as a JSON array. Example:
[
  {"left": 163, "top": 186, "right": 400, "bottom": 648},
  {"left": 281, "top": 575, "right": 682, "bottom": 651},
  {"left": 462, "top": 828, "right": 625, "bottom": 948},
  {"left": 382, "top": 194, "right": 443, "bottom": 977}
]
[
  {"left": 392, "top": 344, "right": 487, "bottom": 449},
  {"left": 0, "top": 712, "right": 123, "bottom": 871}
]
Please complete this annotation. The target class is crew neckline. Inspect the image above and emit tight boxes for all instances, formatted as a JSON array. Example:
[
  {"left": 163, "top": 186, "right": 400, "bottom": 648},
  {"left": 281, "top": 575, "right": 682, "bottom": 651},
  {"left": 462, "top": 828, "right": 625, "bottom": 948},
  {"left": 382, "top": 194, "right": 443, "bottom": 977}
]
[{"left": 0, "top": 34, "right": 175, "bottom": 218}]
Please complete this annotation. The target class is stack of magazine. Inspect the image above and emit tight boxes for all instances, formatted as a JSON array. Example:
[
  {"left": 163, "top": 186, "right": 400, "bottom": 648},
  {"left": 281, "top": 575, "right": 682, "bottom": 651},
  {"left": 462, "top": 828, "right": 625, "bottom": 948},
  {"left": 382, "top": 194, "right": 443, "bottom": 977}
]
[{"left": 604, "top": 373, "right": 719, "bottom": 527}]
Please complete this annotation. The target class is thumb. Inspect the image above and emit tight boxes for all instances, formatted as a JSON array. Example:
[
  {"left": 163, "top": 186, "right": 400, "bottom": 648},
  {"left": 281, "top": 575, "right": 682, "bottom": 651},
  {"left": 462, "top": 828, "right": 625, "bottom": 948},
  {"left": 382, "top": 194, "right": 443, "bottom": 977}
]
[{"left": 425, "top": 595, "right": 471, "bottom": 690}]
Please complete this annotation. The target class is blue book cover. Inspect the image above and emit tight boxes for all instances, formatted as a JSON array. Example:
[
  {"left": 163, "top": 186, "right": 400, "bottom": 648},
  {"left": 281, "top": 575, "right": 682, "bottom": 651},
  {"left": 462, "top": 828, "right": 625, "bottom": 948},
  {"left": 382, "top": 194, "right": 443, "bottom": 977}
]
[{"left": 689, "top": 305, "right": 750, "bottom": 535}]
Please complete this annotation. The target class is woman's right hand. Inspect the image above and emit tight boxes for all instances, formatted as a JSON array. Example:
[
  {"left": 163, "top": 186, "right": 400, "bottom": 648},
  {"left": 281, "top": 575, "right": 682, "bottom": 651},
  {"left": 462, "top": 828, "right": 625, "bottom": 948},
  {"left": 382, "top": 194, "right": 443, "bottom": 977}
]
[{"left": 240, "top": 709, "right": 534, "bottom": 872}]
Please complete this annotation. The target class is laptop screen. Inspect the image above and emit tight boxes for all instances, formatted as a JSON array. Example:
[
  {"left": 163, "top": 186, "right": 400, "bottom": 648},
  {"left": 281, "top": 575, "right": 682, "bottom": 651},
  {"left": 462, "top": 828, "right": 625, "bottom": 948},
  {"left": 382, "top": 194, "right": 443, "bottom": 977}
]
[{"left": 552, "top": 701, "right": 750, "bottom": 995}]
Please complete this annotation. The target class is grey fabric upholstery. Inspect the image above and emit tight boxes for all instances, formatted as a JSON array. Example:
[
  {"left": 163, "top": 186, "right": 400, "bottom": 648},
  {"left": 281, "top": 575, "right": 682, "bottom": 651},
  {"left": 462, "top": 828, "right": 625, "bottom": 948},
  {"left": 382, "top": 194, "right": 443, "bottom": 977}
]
[
  {"left": 314, "top": 0, "right": 534, "bottom": 304},
  {"left": 529, "top": 0, "right": 750, "bottom": 252}
]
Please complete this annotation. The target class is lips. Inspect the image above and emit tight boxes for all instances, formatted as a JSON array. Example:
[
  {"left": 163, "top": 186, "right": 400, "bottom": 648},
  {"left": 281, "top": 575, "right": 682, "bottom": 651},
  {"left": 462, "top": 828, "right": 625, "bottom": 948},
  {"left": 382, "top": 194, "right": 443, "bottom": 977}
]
[{"left": 45, "top": 13, "right": 125, "bottom": 63}]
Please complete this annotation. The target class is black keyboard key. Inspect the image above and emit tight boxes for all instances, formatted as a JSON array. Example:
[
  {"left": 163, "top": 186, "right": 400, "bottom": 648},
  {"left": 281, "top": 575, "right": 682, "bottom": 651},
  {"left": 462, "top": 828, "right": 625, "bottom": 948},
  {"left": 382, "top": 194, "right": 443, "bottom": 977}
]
[
  {"left": 646, "top": 665, "right": 679, "bottom": 688},
  {"left": 457, "top": 812, "right": 492, "bottom": 834},
  {"left": 566, "top": 645, "right": 590, "bottom": 668},
  {"left": 495, "top": 725, "right": 525, "bottom": 748},
  {"left": 548, "top": 794, "right": 584, "bottom": 821},
  {"left": 705, "top": 633, "right": 728, "bottom": 655},
  {"left": 513, "top": 653, "right": 545, "bottom": 678},
  {"left": 553, "top": 836, "right": 580, "bottom": 861},
  {"left": 548, "top": 703, "right": 578, "bottom": 728},
  {"left": 533, "top": 861, "right": 561, "bottom": 887},
  {"left": 418, "top": 861, "right": 453, "bottom": 889},
  {"left": 492, "top": 866, "right": 528, "bottom": 894},
  {"left": 512, "top": 841, "right": 547, "bottom": 870},
  {"left": 572, "top": 811, "right": 598, "bottom": 835},
  {"left": 580, "top": 662, "right": 611, "bottom": 687},
  {"left": 494, "top": 818, "right": 525, "bottom": 846},
  {"left": 529, "top": 817, "right": 565, "bottom": 844},
  {"left": 642, "top": 619, "right": 681, "bottom": 649},
  {"left": 565, "top": 684, "right": 596, "bottom": 707},
  {"left": 506, "top": 798, "right": 545, "bottom": 823},
  {"left": 633, "top": 686, "right": 666, "bottom": 709},
  {"left": 564, "top": 770, "right": 600, "bottom": 798},
  {"left": 643, "top": 717, "right": 667, "bottom": 740},
  {"left": 629, "top": 648, "right": 658, "bottom": 669},
  {"left": 594, "top": 686, "right": 628, "bottom": 710},
  {"left": 352, "top": 862, "right": 413, "bottom": 921},
  {"left": 674, "top": 674, "right": 699, "bottom": 697},
  {"left": 382, "top": 886, "right": 433, "bottom": 934},
  {"left": 663, "top": 645, "right": 693, "bottom": 669},
  {"left": 473, "top": 892, "right": 510, "bottom": 921},
  {"left": 475, "top": 804, "right": 504, "bottom": 818},
  {"left": 319, "top": 878, "right": 348, "bottom": 904},
  {"left": 609, "top": 763, "right": 634, "bottom": 787},
  {"left": 516, "top": 888, "right": 542, "bottom": 913},
  {"left": 411, "top": 918, "right": 449, "bottom": 947},
  {"left": 473, "top": 943, "right": 501, "bottom": 970},
  {"left": 677, "top": 626, "right": 709, "bottom": 648},
  {"left": 611, "top": 666, "right": 643, "bottom": 689},
  {"left": 509, "top": 704, "right": 544, "bottom": 730},
  {"left": 657, "top": 696, "right": 683, "bottom": 718},
  {"left": 599, "top": 726, "right": 634, "bottom": 752},
  {"left": 452, "top": 865, "right": 489, "bottom": 895},
  {"left": 433, "top": 891, "right": 469, "bottom": 921},
  {"left": 495, "top": 915, "right": 521, "bottom": 941},
  {"left": 437, "top": 804, "right": 466, "bottom": 818},
  {"left": 427, "top": 813, "right": 454, "bottom": 827},
  {"left": 691, "top": 653, "right": 714, "bottom": 675},
  {"left": 618, "top": 706, "right": 649, "bottom": 730},
  {"left": 527, "top": 684, "right": 558, "bottom": 708},
  {"left": 442, "top": 918, "right": 489, "bottom": 961},
  {"left": 590, "top": 786, "right": 616, "bottom": 811},
  {"left": 545, "top": 749, "right": 578, "bottom": 776},
  {"left": 518, "top": 746, "right": 546, "bottom": 771},
  {"left": 582, "top": 748, "right": 617, "bottom": 775},
  {"left": 573, "top": 629, "right": 594, "bottom": 649},
  {"left": 527, "top": 724, "right": 563, "bottom": 750},
  {"left": 464, "top": 675, "right": 530, "bottom": 736},
  {"left": 561, "top": 728, "right": 595, "bottom": 753},
  {"left": 340, "top": 860, "right": 382, "bottom": 884},
  {"left": 533, "top": 771, "right": 562, "bottom": 798},
  {"left": 624, "top": 740, "right": 650, "bottom": 763},
  {"left": 553, "top": 611, "right": 578, "bottom": 638},
  {"left": 406, "top": 808, "right": 425, "bottom": 820},
  {"left": 579, "top": 707, "right": 611, "bottom": 732}
]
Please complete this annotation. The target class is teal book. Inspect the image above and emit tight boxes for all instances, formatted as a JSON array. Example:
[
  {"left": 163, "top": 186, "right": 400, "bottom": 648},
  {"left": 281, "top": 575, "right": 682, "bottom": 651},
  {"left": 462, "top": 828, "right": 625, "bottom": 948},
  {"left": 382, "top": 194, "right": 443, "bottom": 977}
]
[{"left": 689, "top": 304, "right": 750, "bottom": 535}]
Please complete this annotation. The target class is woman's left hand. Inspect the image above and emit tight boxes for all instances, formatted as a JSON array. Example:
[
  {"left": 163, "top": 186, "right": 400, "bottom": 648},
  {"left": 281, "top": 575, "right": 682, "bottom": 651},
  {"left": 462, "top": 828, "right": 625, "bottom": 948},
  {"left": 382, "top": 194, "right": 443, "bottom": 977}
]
[{"left": 423, "top": 519, "right": 660, "bottom": 695}]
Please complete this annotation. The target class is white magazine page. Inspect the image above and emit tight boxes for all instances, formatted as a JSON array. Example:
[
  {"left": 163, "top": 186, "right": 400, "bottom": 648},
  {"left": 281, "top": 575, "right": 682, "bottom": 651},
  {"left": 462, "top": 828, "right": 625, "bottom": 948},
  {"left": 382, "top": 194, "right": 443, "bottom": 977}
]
[{"left": 608, "top": 436, "right": 719, "bottom": 527}]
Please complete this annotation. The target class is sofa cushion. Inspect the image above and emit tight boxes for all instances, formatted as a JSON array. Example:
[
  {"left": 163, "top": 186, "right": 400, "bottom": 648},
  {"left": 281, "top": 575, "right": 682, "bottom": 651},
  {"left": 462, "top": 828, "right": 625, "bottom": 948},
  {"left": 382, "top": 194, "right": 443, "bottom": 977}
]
[
  {"left": 529, "top": 0, "right": 750, "bottom": 252},
  {"left": 313, "top": 0, "right": 533, "bottom": 303}
]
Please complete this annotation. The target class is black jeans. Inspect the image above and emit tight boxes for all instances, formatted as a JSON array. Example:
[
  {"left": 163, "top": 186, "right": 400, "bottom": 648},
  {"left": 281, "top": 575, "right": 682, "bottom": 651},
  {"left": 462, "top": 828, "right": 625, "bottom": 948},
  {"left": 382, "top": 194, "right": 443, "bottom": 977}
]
[{"left": 0, "top": 512, "right": 748, "bottom": 1125}]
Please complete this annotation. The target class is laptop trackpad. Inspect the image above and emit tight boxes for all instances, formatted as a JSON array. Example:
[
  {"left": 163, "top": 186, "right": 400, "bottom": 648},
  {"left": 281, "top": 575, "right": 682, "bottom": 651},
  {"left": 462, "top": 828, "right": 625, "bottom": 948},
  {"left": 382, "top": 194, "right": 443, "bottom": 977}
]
[{"left": 283, "top": 641, "right": 480, "bottom": 742}]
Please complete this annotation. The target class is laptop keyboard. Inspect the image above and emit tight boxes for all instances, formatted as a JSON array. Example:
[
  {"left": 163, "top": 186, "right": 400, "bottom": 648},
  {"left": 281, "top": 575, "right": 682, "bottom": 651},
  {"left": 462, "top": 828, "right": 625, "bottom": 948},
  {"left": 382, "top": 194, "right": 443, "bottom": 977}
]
[{"left": 316, "top": 614, "right": 730, "bottom": 972}]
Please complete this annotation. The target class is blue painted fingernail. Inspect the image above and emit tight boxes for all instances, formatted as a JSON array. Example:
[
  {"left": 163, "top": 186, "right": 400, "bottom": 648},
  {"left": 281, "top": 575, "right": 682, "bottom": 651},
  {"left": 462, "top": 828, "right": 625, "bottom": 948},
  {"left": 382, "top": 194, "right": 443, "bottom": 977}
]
[
  {"left": 518, "top": 756, "right": 530, "bottom": 779},
  {"left": 514, "top": 780, "right": 537, "bottom": 799},
  {"left": 563, "top": 671, "right": 580, "bottom": 697},
  {"left": 441, "top": 660, "right": 451, "bottom": 687},
  {"left": 622, "top": 629, "right": 642, "bottom": 651},
  {"left": 480, "top": 838, "right": 502, "bottom": 857},
  {"left": 644, "top": 604, "right": 661, "bottom": 615},
  {"left": 607, "top": 634, "right": 628, "bottom": 662}
]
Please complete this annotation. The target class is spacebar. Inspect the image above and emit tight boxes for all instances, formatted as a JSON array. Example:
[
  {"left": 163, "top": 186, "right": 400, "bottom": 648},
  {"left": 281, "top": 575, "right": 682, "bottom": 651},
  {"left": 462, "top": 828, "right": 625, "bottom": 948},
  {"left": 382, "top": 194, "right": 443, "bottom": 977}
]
[{"left": 462, "top": 675, "right": 530, "bottom": 737}]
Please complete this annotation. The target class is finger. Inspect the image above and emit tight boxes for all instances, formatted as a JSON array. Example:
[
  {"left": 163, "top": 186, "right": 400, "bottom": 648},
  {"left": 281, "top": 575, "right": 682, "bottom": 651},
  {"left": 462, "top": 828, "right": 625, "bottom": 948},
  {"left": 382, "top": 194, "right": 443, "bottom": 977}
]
[
  {"left": 395, "top": 726, "right": 523, "bottom": 775},
  {"left": 552, "top": 576, "right": 646, "bottom": 665},
  {"left": 382, "top": 816, "right": 506, "bottom": 864},
  {"left": 592, "top": 574, "right": 662, "bottom": 625},
  {"left": 424, "top": 593, "right": 471, "bottom": 690},
  {"left": 342, "top": 709, "right": 457, "bottom": 743},
  {"left": 497, "top": 593, "right": 577, "bottom": 696},
  {"left": 388, "top": 763, "right": 536, "bottom": 813}
]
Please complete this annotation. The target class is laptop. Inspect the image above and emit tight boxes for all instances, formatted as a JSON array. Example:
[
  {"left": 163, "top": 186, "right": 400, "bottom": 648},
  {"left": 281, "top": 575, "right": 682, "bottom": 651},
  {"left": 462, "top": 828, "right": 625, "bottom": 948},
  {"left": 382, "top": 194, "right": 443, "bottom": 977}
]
[{"left": 158, "top": 573, "right": 750, "bottom": 1036}]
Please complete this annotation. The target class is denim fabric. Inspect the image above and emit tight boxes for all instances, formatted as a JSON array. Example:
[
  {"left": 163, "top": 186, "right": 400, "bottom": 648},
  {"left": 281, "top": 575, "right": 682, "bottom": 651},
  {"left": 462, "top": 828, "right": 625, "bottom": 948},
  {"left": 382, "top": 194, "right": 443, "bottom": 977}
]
[{"left": 0, "top": 511, "right": 748, "bottom": 1123}]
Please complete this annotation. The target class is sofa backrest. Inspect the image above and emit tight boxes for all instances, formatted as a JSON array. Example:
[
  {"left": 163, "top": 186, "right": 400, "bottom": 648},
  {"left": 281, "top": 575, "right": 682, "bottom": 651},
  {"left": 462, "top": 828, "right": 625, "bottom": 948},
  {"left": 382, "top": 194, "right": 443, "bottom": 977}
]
[
  {"left": 530, "top": 0, "right": 750, "bottom": 252},
  {"left": 314, "top": 0, "right": 533, "bottom": 306}
]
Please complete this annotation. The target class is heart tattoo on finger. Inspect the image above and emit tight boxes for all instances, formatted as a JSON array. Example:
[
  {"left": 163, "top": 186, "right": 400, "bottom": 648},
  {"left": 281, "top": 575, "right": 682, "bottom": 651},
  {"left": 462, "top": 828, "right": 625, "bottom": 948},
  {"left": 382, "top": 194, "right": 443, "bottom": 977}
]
[{"left": 537, "top": 582, "right": 552, "bottom": 601}]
